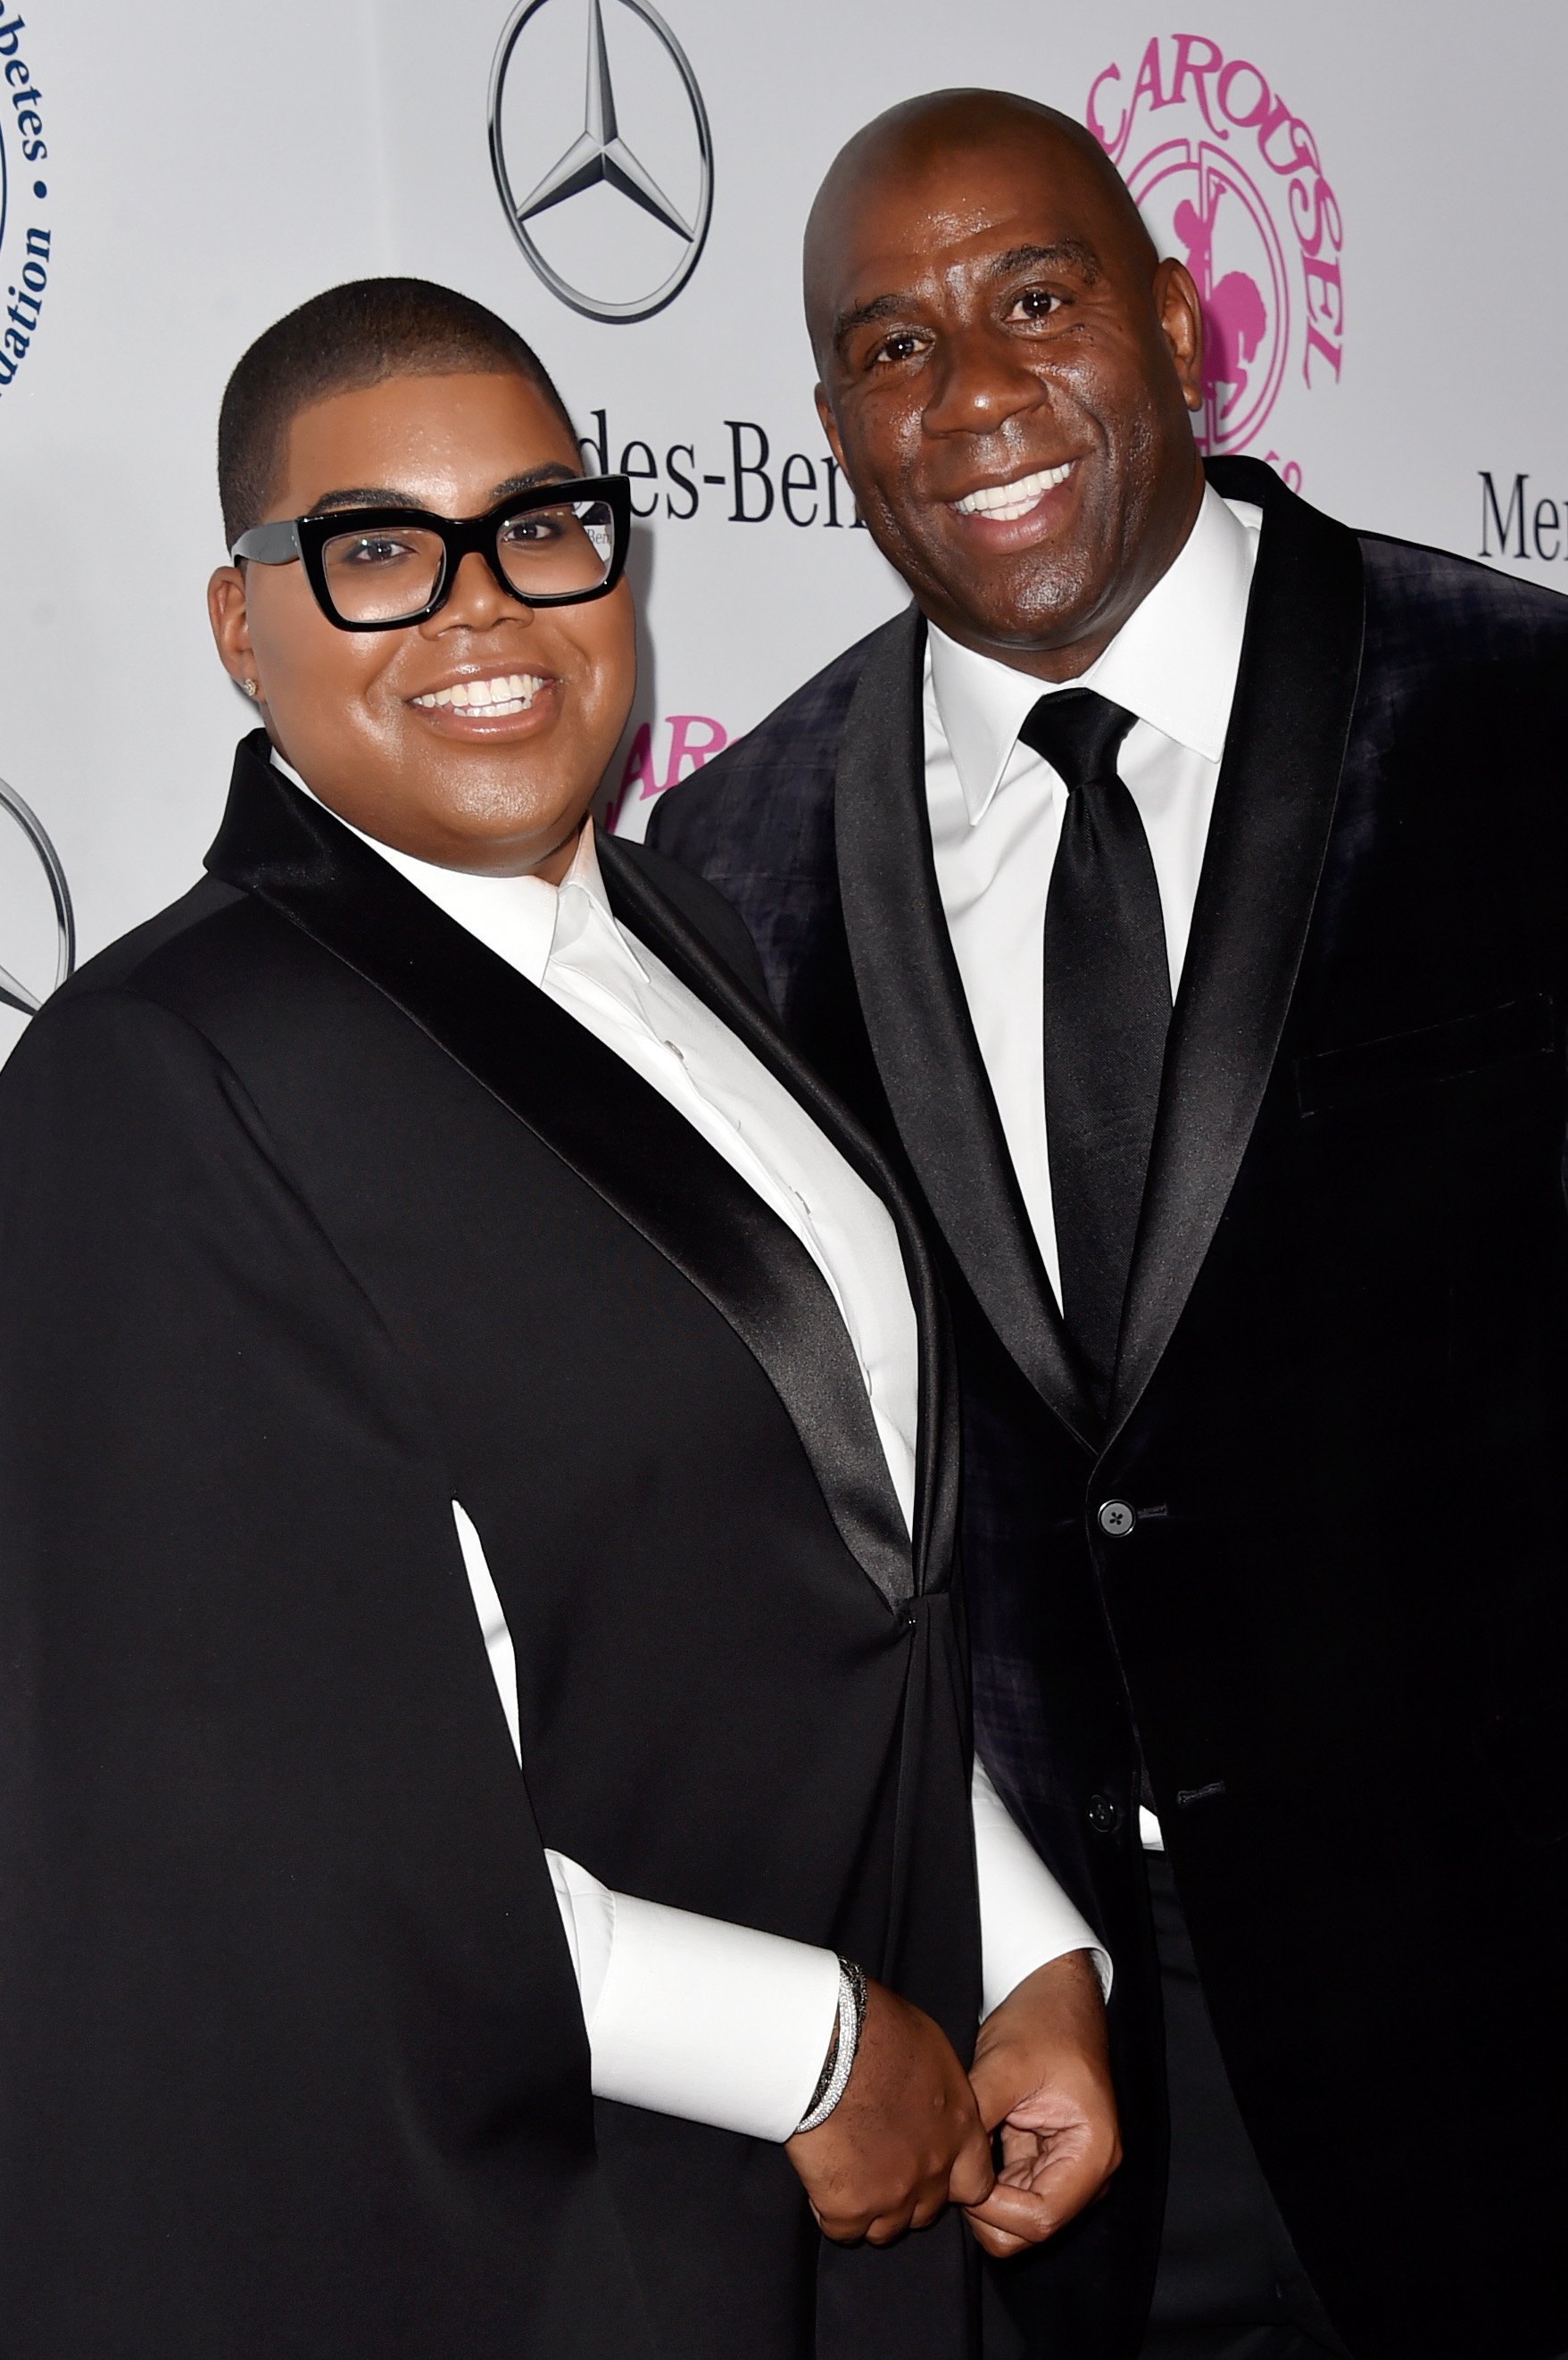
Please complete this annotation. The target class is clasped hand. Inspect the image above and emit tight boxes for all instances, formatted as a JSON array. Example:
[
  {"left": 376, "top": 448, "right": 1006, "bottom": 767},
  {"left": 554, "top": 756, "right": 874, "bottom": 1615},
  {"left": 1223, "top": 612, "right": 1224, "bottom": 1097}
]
[{"left": 785, "top": 1949, "right": 1120, "bottom": 2254}]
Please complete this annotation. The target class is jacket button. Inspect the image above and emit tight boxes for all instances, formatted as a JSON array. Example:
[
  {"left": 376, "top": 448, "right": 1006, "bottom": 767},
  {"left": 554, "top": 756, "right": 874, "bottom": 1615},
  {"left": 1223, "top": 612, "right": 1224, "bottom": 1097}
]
[
  {"left": 1087, "top": 1791, "right": 1122, "bottom": 1835},
  {"left": 1098, "top": 1499, "right": 1136, "bottom": 1537}
]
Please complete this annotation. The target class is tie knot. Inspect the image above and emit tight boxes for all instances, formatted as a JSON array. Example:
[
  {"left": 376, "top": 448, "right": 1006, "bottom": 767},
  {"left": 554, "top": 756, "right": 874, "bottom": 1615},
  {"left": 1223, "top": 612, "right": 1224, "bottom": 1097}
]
[{"left": 1017, "top": 687, "right": 1137, "bottom": 794}]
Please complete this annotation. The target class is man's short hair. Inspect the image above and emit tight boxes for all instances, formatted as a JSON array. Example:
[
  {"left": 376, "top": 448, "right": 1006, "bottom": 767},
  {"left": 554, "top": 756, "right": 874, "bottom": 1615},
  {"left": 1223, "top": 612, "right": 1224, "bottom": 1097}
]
[{"left": 217, "top": 276, "right": 577, "bottom": 549}]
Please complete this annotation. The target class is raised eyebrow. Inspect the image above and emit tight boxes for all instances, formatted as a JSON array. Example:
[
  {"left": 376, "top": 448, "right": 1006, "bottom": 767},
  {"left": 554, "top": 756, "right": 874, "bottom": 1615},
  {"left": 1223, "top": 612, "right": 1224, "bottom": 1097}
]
[{"left": 991, "top": 239, "right": 1103, "bottom": 286}]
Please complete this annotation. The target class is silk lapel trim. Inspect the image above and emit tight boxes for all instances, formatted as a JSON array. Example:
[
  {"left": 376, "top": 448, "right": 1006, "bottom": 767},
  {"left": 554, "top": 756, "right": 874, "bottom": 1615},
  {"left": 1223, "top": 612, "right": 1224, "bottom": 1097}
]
[
  {"left": 206, "top": 738, "right": 914, "bottom": 1610},
  {"left": 599, "top": 835, "right": 956, "bottom": 1597},
  {"left": 832, "top": 610, "right": 1099, "bottom": 1447},
  {"left": 1108, "top": 461, "right": 1367, "bottom": 1441}
]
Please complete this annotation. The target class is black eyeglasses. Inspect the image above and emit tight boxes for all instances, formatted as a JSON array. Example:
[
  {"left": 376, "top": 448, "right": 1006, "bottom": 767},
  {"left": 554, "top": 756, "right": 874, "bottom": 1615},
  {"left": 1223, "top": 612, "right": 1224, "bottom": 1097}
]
[{"left": 230, "top": 475, "right": 632, "bottom": 631}]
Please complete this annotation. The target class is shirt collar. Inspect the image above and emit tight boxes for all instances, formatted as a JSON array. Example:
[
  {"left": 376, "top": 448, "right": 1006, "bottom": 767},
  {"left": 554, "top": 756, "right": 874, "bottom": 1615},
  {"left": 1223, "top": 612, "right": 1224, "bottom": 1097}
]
[
  {"left": 270, "top": 748, "right": 603, "bottom": 988},
  {"left": 927, "top": 485, "right": 1261, "bottom": 826}
]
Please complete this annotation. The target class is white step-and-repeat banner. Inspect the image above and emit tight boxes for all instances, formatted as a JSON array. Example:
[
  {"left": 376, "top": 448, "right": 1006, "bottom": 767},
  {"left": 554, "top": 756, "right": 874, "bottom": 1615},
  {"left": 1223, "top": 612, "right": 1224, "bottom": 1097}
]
[{"left": 0, "top": 0, "right": 1564, "bottom": 1057}]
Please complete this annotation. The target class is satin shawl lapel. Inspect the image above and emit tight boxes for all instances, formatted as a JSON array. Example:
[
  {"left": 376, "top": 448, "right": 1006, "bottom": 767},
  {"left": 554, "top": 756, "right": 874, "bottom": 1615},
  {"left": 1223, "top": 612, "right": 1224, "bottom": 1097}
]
[
  {"left": 206, "top": 738, "right": 913, "bottom": 1610},
  {"left": 1108, "top": 462, "right": 1366, "bottom": 1441},
  {"left": 599, "top": 835, "right": 952, "bottom": 1600},
  {"left": 832, "top": 609, "right": 1099, "bottom": 1448}
]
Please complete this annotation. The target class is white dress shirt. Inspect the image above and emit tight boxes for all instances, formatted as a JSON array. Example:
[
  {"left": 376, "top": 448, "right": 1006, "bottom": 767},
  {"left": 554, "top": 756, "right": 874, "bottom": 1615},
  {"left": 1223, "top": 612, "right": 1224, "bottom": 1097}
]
[
  {"left": 923, "top": 486, "right": 1263, "bottom": 1851},
  {"left": 278, "top": 760, "right": 1107, "bottom": 2139}
]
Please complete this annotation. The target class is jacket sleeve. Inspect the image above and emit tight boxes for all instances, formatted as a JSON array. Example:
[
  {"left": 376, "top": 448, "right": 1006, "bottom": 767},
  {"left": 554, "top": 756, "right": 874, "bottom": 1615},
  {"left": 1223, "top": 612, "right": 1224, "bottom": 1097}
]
[{"left": 0, "top": 987, "right": 601, "bottom": 2358}]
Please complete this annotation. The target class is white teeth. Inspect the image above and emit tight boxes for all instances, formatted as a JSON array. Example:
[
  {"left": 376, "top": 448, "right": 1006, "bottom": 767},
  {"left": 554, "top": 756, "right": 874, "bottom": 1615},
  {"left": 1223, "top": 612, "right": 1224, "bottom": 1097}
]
[
  {"left": 411, "top": 672, "right": 547, "bottom": 712},
  {"left": 954, "top": 461, "right": 1073, "bottom": 519}
]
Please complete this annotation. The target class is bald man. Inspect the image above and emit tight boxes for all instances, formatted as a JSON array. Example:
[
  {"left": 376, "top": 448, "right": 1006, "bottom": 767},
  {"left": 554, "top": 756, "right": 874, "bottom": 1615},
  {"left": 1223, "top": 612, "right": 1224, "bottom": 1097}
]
[{"left": 652, "top": 87, "right": 1568, "bottom": 2360}]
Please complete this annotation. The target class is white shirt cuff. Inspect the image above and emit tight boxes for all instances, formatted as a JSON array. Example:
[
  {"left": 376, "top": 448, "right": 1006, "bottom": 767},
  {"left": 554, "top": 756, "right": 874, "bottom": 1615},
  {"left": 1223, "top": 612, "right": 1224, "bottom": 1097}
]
[
  {"left": 458, "top": 1499, "right": 841, "bottom": 2141},
  {"left": 461, "top": 1495, "right": 1108, "bottom": 2123},
  {"left": 550, "top": 1759, "right": 1117, "bottom": 2145},
  {"left": 973, "top": 1758, "right": 1113, "bottom": 2010},
  {"left": 548, "top": 1854, "right": 841, "bottom": 2140}
]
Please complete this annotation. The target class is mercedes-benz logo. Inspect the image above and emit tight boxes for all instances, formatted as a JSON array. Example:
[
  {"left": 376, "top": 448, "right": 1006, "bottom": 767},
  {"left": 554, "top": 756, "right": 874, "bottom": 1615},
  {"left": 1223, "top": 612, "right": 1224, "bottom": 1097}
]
[
  {"left": 0, "top": 775, "right": 74, "bottom": 1018},
  {"left": 489, "top": 0, "right": 714, "bottom": 324}
]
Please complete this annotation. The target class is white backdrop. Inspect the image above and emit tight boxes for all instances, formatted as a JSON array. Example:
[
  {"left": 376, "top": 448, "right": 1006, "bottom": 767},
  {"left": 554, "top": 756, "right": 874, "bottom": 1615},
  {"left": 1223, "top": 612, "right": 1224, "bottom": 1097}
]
[{"left": 1, "top": 0, "right": 1564, "bottom": 1060}]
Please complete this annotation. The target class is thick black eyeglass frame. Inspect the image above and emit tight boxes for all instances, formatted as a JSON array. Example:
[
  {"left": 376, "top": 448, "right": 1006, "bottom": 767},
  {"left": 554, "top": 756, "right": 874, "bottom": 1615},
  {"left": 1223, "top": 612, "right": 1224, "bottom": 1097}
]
[{"left": 229, "top": 474, "right": 633, "bottom": 632}]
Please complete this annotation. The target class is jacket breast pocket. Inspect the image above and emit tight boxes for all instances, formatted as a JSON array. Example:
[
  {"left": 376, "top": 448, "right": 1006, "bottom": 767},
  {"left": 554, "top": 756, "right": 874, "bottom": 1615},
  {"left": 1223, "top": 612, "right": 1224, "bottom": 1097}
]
[{"left": 1294, "top": 994, "right": 1557, "bottom": 1118}]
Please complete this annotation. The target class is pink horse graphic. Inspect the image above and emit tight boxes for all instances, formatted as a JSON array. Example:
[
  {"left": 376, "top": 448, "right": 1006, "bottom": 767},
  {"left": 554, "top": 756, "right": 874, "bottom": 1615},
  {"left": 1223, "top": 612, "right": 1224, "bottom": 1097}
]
[{"left": 1174, "top": 192, "right": 1268, "bottom": 444}]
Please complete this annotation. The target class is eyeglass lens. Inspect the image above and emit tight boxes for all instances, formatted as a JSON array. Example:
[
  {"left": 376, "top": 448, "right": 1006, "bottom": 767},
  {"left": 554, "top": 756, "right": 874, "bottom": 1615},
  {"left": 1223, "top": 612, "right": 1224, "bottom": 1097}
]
[{"left": 320, "top": 500, "right": 618, "bottom": 625}]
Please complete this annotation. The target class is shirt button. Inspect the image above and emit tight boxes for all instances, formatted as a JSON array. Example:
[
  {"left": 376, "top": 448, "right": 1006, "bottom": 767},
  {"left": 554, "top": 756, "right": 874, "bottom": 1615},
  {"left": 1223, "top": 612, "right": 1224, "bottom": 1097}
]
[
  {"left": 1087, "top": 1792, "right": 1123, "bottom": 1835},
  {"left": 1098, "top": 1499, "right": 1136, "bottom": 1538},
  {"left": 661, "top": 1039, "right": 686, "bottom": 1063}
]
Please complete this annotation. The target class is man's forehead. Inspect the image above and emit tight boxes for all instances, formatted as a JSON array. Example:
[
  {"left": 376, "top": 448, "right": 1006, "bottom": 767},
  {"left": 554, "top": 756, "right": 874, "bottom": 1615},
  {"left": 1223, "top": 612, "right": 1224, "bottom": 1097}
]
[
  {"left": 825, "top": 207, "right": 1108, "bottom": 337},
  {"left": 821, "top": 144, "right": 1111, "bottom": 284},
  {"left": 844, "top": 203, "right": 1102, "bottom": 277},
  {"left": 268, "top": 440, "right": 570, "bottom": 539},
  {"left": 282, "top": 375, "right": 567, "bottom": 471}
]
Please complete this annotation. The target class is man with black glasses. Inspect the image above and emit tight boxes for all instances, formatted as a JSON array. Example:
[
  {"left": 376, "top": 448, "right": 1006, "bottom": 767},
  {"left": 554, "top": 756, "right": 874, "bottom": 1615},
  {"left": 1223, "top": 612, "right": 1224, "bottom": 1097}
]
[{"left": 0, "top": 278, "right": 1119, "bottom": 2359}]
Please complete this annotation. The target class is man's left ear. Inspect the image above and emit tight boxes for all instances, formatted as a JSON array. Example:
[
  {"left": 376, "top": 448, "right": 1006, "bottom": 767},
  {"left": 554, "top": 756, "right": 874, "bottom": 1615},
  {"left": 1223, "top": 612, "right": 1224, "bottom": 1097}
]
[{"left": 1155, "top": 259, "right": 1205, "bottom": 414}]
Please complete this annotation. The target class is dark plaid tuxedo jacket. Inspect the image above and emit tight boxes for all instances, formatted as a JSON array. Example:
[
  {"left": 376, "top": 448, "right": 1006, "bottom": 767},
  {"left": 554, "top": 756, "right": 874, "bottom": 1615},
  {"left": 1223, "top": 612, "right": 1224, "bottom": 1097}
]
[{"left": 652, "top": 456, "right": 1568, "bottom": 2360}]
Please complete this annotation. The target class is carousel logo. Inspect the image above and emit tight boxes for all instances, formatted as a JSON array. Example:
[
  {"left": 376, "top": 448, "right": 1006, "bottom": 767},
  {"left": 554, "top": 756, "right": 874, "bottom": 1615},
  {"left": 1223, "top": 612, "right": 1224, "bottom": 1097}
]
[
  {"left": 489, "top": 0, "right": 713, "bottom": 324},
  {"left": 604, "top": 711, "right": 727, "bottom": 827},
  {"left": 0, "top": 773, "right": 73, "bottom": 1018},
  {"left": 1087, "top": 35, "right": 1342, "bottom": 464},
  {"left": 0, "top": 10, "right": 53, "bottom": 403}
]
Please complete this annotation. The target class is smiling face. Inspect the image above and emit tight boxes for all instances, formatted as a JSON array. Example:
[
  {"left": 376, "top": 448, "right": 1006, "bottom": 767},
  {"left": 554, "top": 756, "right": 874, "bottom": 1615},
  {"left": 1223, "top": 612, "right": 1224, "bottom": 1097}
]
[
  {"left": 208, "top": 370, "right": 635, "bottom": 878},
  {"left": 807, "top": 96, "right": 1207, "bottom": 681}
]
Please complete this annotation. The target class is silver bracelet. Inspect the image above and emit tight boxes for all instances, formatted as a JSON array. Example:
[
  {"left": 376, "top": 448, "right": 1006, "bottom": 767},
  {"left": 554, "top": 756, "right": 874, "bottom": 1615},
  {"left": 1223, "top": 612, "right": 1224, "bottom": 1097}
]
[{"left": 793, "top": 1958, "right": 867, "bottom": 2135}]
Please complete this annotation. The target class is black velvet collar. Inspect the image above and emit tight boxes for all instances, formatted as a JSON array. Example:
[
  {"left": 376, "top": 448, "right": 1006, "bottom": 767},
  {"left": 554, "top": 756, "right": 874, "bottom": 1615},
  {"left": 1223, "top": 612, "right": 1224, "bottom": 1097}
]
[
  {"left": 831, "top": 454, "right": 1366, "bottom": 1453},
  {"left": 833, "top": 608, "right": 1101, "bottom": 1448},
  {"left": 1108, "top": 456, "right": 1365, "bottom": 1441},
  {"left": 206, "top": 735, "right": 931, "bottom": 1610}
]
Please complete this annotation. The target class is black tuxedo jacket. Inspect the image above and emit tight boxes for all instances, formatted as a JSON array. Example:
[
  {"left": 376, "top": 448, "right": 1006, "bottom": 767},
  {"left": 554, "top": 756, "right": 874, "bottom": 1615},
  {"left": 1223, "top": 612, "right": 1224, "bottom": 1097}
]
[
  {"left": 0, "top": 736, "right": 980, "bottom": 2360},
  {"left": 651, "top": 456, "right": 1568, "bottom": 2360}
]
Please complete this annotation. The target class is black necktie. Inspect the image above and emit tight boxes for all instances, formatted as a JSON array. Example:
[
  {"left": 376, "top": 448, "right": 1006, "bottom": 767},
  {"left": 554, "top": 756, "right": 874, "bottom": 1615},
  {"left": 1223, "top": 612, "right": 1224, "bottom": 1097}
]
[{"left": 1021, "top": 688, "right": 1172, "bottom": 1408}]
